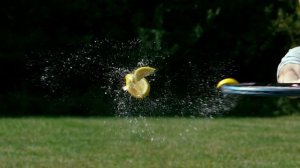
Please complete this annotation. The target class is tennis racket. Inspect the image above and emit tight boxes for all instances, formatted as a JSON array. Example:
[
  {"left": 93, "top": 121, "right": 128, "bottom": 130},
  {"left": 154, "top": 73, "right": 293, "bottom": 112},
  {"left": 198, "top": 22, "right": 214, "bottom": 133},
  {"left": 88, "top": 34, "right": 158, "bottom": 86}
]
[{"left": 220, "top": 83, "right": 300, "bottom": 96}]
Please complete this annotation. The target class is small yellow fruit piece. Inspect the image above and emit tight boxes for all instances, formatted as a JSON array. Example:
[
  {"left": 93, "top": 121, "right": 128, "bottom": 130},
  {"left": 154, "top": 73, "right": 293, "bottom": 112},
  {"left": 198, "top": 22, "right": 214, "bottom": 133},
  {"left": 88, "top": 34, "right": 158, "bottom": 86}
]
[
  {"left": 134, "top": 66, "right": 156, "bottom": 81},
  {"left": 216, "top": 78, "right": 239, "bottom": 89},
  {"left": 123, "top": 66, "right": 156, "bottom": 99}
]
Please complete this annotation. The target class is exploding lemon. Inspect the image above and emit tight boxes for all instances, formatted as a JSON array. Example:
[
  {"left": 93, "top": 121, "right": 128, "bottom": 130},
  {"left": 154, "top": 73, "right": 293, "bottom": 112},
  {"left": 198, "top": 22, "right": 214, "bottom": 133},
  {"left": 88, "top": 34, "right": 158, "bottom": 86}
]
[
  {"left": 216, "top": 78, "right": 239, "bottom": 89},
  {"left": 133, "top": 66, "right": 156, "bottom": 81},
  {"left": 123, "top": 66, "right": 156, "bottom": 99}
]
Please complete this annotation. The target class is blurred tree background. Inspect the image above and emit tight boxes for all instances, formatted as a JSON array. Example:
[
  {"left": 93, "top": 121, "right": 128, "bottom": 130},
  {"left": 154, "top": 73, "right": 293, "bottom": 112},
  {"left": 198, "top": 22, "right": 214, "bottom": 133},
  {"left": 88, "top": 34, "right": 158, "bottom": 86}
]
[{"left": 1, "top": 0, "right": 300, "bottom": 117}]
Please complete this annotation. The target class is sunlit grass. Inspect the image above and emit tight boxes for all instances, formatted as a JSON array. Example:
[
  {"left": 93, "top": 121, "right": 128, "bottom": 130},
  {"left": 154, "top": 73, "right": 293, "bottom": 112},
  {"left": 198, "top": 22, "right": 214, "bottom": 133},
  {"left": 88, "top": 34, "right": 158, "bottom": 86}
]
[{"left": 1, "top": 116, "right": 300, "bottom": 168}]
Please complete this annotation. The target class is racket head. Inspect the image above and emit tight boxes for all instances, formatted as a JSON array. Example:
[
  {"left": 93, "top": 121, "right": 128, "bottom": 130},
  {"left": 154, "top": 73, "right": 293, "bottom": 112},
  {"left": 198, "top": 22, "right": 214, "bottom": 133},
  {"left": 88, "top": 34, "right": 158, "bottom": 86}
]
[{"left": 221, "top": 83, "right": 300, "bottom": 96}]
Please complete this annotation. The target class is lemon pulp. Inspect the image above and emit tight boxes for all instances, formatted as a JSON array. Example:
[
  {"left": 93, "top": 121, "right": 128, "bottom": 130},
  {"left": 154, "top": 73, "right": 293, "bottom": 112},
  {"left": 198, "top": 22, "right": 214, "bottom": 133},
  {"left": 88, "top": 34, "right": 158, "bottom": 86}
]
[
  {"left": 123, "top": 66, "right": 156, "bottom": 99},
  {"left": 216, "top": 78, "right": 239, "bottom": 89}
]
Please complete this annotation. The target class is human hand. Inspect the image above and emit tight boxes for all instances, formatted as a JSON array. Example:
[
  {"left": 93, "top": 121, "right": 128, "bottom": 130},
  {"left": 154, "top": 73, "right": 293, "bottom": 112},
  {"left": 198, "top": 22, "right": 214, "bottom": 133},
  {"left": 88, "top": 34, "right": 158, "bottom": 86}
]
[
  {"left": 278, "top": 64, "right": 300, "bottom": 83},
  {"left": 278, "top": 64, "right": 300, "bottom": 99}
]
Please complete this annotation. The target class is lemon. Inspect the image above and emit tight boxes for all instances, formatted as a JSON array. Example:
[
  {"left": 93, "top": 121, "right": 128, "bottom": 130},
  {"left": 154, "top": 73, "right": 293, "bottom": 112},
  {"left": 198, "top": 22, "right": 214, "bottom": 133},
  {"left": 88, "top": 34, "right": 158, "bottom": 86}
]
[
  {"left": 134, "top": 66, "right": 156, "bottom": 81},
  {"left": 216, "top": 78, "right": 239, "bottom": 89},
  {"left": 123, "top": 66, "right": 156, "bottom": 99}
]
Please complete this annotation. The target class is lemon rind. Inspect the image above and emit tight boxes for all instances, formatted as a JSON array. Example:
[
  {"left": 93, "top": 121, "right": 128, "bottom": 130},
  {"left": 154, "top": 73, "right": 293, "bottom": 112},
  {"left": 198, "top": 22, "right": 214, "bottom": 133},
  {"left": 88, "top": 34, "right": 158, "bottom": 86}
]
[{"left": 216, "top": 78, "right": 239, "bottom": 89}]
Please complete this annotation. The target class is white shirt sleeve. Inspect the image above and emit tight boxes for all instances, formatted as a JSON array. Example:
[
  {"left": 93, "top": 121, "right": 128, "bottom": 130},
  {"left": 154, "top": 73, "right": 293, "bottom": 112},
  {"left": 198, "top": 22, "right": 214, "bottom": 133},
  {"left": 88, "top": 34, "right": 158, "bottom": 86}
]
[{"left": 277, "top": 46, "right": 300, "bottom": 78}]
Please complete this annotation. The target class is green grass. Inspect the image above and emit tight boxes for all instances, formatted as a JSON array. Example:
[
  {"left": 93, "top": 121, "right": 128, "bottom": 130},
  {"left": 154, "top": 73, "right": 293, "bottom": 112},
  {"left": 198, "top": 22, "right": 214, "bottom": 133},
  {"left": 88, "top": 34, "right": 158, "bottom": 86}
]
[{"left": 1, "top": 116, "right": 300, "bottom": 168}]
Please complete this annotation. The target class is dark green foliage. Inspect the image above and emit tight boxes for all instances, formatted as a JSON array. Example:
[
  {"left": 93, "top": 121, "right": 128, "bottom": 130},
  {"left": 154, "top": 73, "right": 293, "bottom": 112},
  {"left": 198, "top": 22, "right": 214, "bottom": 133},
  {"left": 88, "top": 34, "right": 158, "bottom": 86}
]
[
  {"left": 2, "top": 0, "right": 300, "bottom": 116},
  {"left": 228, "top": 97, "right": 281, "bottom": 117}
]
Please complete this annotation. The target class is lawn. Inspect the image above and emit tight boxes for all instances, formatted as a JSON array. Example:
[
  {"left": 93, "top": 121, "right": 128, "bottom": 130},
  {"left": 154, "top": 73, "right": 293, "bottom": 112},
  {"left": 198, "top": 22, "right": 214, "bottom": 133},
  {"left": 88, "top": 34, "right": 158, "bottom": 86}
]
[{"left": 1, "top": 116, "right": 300, "bottom": 168}]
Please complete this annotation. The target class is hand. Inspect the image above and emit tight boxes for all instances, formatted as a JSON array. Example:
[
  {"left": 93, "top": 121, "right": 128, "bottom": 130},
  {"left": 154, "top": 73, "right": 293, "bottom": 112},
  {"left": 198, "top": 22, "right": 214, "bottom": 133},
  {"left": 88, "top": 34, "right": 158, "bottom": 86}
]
[
  {"left": 278, "top": 64, "right": 300, "bottom": 83},
  {"left": 278, "top": 64, "right": 300, "bottom": 99}
]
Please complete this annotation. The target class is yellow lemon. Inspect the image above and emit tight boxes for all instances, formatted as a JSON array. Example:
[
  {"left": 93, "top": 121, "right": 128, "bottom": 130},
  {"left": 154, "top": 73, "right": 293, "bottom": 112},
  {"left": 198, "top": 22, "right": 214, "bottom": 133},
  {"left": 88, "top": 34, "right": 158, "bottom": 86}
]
[
  {"left": 134, "top": 66, "right": 156, "bottom": 81},
  {"left": 123, "top": 66, "right": 156, "bottom": 99},
  {"left": 216, "top": 78, "right": 239, "bottom": 89}
]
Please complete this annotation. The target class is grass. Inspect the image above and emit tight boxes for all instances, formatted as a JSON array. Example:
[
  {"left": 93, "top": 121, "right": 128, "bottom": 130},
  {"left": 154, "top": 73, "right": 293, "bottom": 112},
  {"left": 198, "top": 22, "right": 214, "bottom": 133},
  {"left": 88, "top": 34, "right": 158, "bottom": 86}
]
[{"left": 1, "top": 116, "right": 300, "bottom": 168}]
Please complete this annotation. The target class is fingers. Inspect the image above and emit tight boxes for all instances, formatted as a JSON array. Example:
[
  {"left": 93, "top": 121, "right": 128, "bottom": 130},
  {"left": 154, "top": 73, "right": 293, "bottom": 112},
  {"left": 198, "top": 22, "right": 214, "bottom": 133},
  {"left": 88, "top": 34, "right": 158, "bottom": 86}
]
[
  {"left": 278, "top": 70, "right": 299, "bottom": 83},
  {"left": 277, "top": 64, "right": 300, "bottom": 98},
  {"left": 278, "top": 64, "right": 300, "bottom": 83}
]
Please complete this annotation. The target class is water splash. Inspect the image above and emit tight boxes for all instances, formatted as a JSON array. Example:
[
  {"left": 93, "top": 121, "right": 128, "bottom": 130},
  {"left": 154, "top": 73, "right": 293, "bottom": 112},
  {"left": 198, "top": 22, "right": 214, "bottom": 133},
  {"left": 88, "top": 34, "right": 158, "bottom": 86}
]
[
  {"left": 27, "top": 38, "right": 242, "bottom": 142},
  {"left": 28, "top": 38, "right": 239, "bottom": 117},
  {"left": 104, "top": 59, "right": 239, "bottom": 118}
]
